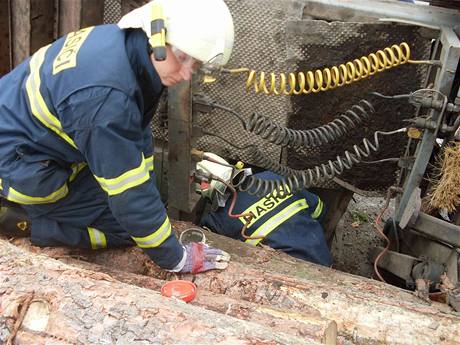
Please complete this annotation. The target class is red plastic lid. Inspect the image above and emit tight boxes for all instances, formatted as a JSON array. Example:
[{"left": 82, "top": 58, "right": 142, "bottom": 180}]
[{"left": 161, "top": 280, "right": 197, "bottom": 303}]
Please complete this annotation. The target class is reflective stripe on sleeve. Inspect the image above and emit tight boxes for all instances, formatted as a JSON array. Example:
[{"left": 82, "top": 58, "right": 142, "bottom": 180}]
[
  {"left": 25, "top": 45, "right": 78, "bottom": 149},
  {"left": 6, "top": 183, "right": 68, "bottom": 205},
  {"left": 245, "top": 198, "right": 309, "bottom": 247},
  {"left": 87, "top": 227, "right": 107, "bottom": 249},
  {"left": 311, "top": 199, "right": 324, "bottom": 219},
  {"left": 146, "top": 155, "right": 154, "bottom": 171},
  {"left": 69, "top": 162, "right": 87, "bottom": 182},
  {"left": 0, "top": 178, "right": 2, "bottom": 191},
  {"left": 132, "top": 217, "right": 171, "bottom": 248},
  {"left": 94, "top": 154, "right": 150, "bottom": 196}
]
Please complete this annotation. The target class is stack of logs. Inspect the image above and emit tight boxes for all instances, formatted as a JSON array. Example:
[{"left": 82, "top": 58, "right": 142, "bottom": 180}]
[{"left": 1, "top": 221, "right": 459, "bottom": 344}]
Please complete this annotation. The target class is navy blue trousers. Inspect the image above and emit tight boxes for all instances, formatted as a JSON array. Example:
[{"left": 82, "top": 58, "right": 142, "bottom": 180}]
[{"left": 23, "top": 167, "right": 134, "bottom": 249}]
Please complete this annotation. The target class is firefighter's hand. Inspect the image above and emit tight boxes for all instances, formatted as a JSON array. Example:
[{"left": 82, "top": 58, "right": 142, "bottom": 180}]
[{"left": 180, "top": 242, "right": 230, "bottom": 273}]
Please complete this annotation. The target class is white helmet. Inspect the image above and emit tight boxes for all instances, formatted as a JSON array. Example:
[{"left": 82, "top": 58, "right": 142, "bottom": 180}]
[{"left": 118, "top": 0, "right": 234, "bottom": 66}]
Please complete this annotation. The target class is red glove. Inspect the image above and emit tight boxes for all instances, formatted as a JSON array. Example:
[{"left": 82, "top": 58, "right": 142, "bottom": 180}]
[{"left": 179, "top": 242, "right": 230, "bottom": 273}]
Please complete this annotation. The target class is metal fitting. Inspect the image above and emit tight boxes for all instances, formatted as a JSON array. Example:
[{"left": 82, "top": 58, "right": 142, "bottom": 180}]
[
  {"left": 410, "top": 96, "right": 460, "bottom": 114},
  {"left": 405, "top": 117, "right": 437, "bottom": 130}
]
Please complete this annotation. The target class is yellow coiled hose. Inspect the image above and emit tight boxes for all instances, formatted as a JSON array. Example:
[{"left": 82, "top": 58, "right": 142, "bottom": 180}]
[{"left": 225, "top": 43, "right": 434, "bottom": 96}]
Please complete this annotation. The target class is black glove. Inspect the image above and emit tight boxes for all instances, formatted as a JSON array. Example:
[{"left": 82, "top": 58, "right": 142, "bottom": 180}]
[{"left": 0, "top": 205, "right": 31, "bottom": 237}]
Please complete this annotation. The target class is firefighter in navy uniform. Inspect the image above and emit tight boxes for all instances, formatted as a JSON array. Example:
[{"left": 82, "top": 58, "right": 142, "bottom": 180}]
[
  {"left": 199, "top": 159, "right": 332, "bottom": 266},
  {"left": 0, "top": 0, "right": 234, "bottom": 273}
]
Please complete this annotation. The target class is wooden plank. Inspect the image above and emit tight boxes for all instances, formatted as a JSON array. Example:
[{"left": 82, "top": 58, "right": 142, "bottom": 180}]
[
  {"left": 9, "top": 0, "right": 55, "bottom": 67},
  {"left": 0, "top": 0, "right": 11, "bottom": 76},
  {"left": 58, "top": 0, "right": 104, "bottom": 36},
  {"left": 10, "top": 0, "right": 31, "bottom": 66}
]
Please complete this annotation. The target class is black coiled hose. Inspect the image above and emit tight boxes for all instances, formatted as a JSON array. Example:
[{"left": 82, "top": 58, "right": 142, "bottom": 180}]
[
  {"left": 245, "top": 100, "right": 375, "bottom": 148},
  {"left": 233, "top": 128, "right": 406, "bottom": 196}
]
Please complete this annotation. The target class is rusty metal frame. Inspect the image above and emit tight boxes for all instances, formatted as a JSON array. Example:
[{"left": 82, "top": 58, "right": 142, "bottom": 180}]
[
  {"left": 304, "top": 0, "right": 460, "bottom": 287},
  {"left": 303, "top": 0, "right": 460, "bottom": 29}
]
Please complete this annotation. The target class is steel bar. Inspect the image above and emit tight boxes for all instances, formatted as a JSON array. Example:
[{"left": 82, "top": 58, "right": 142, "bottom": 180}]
[
  {"left": 396, "top": 27, "right": 460, "bottom": 222},
  {"left": 412, "top": 212, "right": 460, "bottom": 247},
  {"left": 370, "top": 246, "right": 418, "bottom": 282},
  {"left": 303, "top": 0, "right": 460, "bottom": 29}
]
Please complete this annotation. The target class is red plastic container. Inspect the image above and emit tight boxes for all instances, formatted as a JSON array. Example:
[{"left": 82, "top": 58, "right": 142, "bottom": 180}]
[{"left": 161, "top": 280, "right": 197, "bottom": 303}]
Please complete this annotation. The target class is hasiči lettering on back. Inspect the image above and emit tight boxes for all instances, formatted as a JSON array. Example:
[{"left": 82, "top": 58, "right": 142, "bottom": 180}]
[
  {"left": 239, "top": 186, "right": 304, "bottom": 228},
  {"left": 53, "top": 27, "right": 94, "bottom": 75}
]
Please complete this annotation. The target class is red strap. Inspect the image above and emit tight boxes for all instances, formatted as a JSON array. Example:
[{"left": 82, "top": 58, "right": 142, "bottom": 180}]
[{"left": 191, "top": 242, "right": 204, "bottom": 273}]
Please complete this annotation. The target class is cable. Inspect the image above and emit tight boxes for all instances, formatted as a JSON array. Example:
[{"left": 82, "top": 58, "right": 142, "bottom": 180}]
[
  {"left": 210, "top": 175, "right": 264, "bottom": 240},
  {"left": 201, "top": 129, "right": 256, "bottom": 151},
  {"left": 246, "top": 100, "right": 375, "bottom": 148},
  {"left": 224, "top": 43, "right": 441, "bottom": 96},
  {"left": 194, "top": 100, "right": 246, "bottom": 129},
  {"left": 370, "top": 88, "right": 448, "bottom": 109},
  {"left": 198, "top": 99, "right": 375, "bottom": 149},
  {"left": 360, "top": 158, "right": 400, "bottom": 164},
  {"left": 369, "top": 91, "right": 411, "bottom": 100},
  {"left": 234, "top": 128, "right": 407, "bottom": 196},
  {"left": 373, "top": 187, "right": 395, "bottom": 283}
]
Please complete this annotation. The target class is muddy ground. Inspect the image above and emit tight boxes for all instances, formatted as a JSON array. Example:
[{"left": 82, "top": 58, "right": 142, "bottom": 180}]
[{"left": 331, "top": 195, "right": 395, "bottom": 278}]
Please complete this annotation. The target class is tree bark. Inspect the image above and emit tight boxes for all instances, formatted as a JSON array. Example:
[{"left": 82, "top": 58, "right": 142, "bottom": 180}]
[
  {"left": 0, "top": 240, "right": 325, "bottom": 345},
  {"left": 10, "top": 238, "right": 336, "bottom": 344},
  {"left": 9, "top": 220, "right": 460, "bottom": 345}
]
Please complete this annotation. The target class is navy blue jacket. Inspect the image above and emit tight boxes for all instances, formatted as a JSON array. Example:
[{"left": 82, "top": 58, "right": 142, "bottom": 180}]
[
  {"left": 0, "top": 25, "right": 183, "bottom": 269},
  {"left": 201, "top": 171, "right": 332, "bottom": 266}
]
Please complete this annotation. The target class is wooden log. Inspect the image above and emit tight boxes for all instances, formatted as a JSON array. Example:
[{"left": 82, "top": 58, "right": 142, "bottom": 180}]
[
  {"left": 12, "top": 219, "right": 460, "bottom": 345},
  {"left": 9, "top": 238, "right": 337, "bottom": 345},
  {"left": 11, "top": 221, "right": 460, "bottom": 344},
  {"left": 0, "top": 240, "right": 324, "bottom": 345}
]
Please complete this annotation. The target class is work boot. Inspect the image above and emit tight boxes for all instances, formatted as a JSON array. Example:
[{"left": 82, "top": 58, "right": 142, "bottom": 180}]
[{"left": 0, "top": 204, "right": 31, "bottom": 238}]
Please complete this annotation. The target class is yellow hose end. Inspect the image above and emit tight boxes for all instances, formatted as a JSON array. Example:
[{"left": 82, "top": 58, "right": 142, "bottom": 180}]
[
  {"left": 407, "top": 127, "right": 422, "bottom": 139},
  {"left": 235, "top": 161, "right": 244, "bottom": 169},
  {"left": 202, "top": 75, "right": 217, "bottom": 84}
]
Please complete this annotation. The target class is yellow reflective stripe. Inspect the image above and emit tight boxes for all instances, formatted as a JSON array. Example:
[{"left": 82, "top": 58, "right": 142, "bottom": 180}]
[
  {"left": 245, "top": 199, "right": 309, "bottom": 247},
  {"left": 311, "top": 199, "right": 324, "bottom": 219},
  {"left": 132, "top": 217, "right": 171, "bottom": 248},
  {"left": 146, "top": 155, "right": 154, "bottom": 171},
  {"left": 7, "top": 183, "right": 68, "bottom": 205},
  {"left": 25, "top": 45, "right": 77, "bottom": 149},
  {"left": 94, "top": 154, "right": 150, "bottom": 196},
  {"left": 149, "top": 31, "right": 165, "bottom": 48},
  {"left": 0, "top": 178, "right": 2, "bottom": 191},
  {"left": 69, "top": 162, "right": 87, "bottom": 182},
  {"left": 87, "top": 227, "right": 107, "bottom": 249}
]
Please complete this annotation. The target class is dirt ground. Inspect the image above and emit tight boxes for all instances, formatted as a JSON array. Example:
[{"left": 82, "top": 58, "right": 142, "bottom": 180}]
[{"left": 331, "top": 195, "right": 395, "bottom": 278}]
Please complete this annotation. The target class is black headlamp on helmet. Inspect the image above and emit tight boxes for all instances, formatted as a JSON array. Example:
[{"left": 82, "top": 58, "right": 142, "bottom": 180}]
[{"left": 149, "top": 2, "right": 166, "bottom": 61}]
